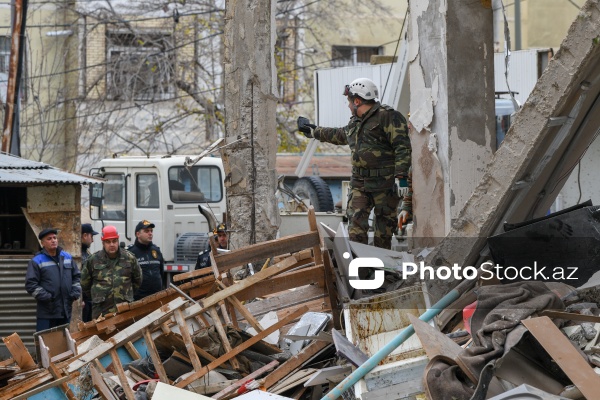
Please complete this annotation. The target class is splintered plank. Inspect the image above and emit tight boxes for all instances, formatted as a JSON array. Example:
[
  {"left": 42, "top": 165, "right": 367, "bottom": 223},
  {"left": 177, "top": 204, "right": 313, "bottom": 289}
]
[
  {"left": 174, "top": 309, "right": 202, "bottom": 371},
  {"left": 207, "top": 306, "right": 240, "bottom": 370},
  {"left": 307, "top": 207, "right": 324, "bottom": 266},
  {"left": 182, "top": 255, "right": 299, "bottom": 320},
  {"left": 234, "top": 264, "right": 323, "bottom": 301},
  {"left": 522, "top": 316, "right": 600, "bottom": 400},
  {"left": 66, "top": 297, "right": 186, "bottom": 374},
  {"left": 109, "top": 349, "right": 136, "bottom": 400},
  {"left": 213, "top": 231, "right": 320, "bottom": 272},
  {"left": 2, "top": 333, "right": 36, "bottom": 370},
  {"left": 0, "top": 370, "right": 52, "bottom": 399},
  {"left": 173, "top": 266, "right": 213, "bottom": 283},
  {"left": 142, "top": 328, "right": 169, "bottom": 383},
  {"left": 216, "top": 280, "right": 263, "bottom": 333},
  {"left": 176, "top": 305, "right": 309, "bottom": 388},
  {"left": 263, "top": 339, "right": 330, "bottom": 389},
  {"left": 90, "top": 364, "right": 118, "bottom": 400},
  {"left": 47, "top": 364, "right": 77, "bottom": 400},
  {"left": 323, "top": 251, "right": 342, "bottom": 329}
]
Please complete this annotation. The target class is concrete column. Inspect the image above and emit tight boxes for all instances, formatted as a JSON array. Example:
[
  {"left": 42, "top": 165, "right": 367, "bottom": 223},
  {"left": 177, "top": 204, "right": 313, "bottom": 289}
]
[{"left": 408, "top": 0, "right": 495, "bottom": 247}]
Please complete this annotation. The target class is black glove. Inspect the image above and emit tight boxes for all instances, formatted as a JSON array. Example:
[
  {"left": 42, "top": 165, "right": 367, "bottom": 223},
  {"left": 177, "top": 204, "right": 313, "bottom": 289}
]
[{"left": 297, "top": 116, "right": 316, "bottom": 138}]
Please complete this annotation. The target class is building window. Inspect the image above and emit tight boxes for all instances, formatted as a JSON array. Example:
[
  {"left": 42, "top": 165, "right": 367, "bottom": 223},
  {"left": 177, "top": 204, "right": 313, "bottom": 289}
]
[
  {"left": 106, "top": 32, "right": 175, "bottom": 101},
  {"left": 331, "top": 45, "right": 382, "bottom": 67},
  {"left": 0, "top": 36, "right": 27, "bottom": 102}
]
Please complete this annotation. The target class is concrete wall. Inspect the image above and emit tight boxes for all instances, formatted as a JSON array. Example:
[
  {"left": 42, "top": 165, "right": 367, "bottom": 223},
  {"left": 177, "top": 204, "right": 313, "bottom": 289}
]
[{"left": 409, "top": 0, "right": 495, "bottom": 244}]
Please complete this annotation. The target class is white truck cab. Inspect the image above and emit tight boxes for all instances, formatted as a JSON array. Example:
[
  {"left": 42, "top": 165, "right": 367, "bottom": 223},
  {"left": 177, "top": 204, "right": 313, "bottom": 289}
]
[{"left": 88, "top": 155, "right": 226, "bottom": 276}]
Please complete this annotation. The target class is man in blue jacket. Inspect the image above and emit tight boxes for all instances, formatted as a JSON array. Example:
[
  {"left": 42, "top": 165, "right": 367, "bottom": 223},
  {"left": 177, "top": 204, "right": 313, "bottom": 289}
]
[{"left": 26, "top": 228, "right": 81, "bottom": 332}]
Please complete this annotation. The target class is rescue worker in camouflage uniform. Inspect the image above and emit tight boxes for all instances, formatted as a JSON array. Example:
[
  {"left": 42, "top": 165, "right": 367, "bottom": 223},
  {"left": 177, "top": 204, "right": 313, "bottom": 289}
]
[
  {"left": 297, "top": 77, "right": 411, "bottom": 249},
  {"left": 80, "top": 225, "right": 142, "bottom": 319}
]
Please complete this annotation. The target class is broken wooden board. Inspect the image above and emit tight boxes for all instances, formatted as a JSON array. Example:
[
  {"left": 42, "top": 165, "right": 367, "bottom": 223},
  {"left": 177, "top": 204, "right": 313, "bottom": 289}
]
[
  {"left": 214, "top": 231, "right": 320, "bottom": 273},
  {"left": 522, "top": 316, "right": 600, "bottom": 400},
  {"left": 234, "top": 265, "right": 324, "bottom": 301},
  {"left": 263, "top": 340, "right": 331, "bottom": 389},
  {"left": 67, "top": 297, "right": 186, "bottom": 374},
  {"left": 3, "top": 333, "right": 36, "bottom": 370},
  {"left": 270, "top": 368, "right": 317, "bottom": 394},
  {"left": 175, "top": 305, "right": 309, "bottom": 389},
  {"left": 182, "top": 255, "right": 300, "bottom": 320}
]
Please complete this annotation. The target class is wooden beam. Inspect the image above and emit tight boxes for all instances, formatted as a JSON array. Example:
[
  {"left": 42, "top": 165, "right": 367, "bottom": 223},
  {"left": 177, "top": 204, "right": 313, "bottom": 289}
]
[
  {"left": 90, "top": 364, "right": 119, "bottom": 400},
  {"left": 175, "top": 305, "right": 309, "bottom": 388},
  {"left": 142, "top": 328, "right": 169, "bottom": 383},
  {"left": 0, "top": 371, "right": 52, "bottom": 399},
  {"left": 109, "top": 349, "right": 136, "bottom": 400},
  {"left": 47, "top": 363, "right": 77, "bottom": 400},
  {"left": 234, "top": 264, "right": 323, "bottom": 301},
  {"left": 522, "top": 317, "right": 600, "bottom": 400},
  {"left": 173, "top": 266, "right": 213, "bottom": 283},
  {"left": 212, "top": 360, "right": 279, "bottom": 399},
  {"left": 307, "top": 208, "right": 324, "bottom": 266},
  {"left": 216, "top": 280, "right": 263, "bottom": 333},
  {"left": 323, "top": 251, "right": 342, "bottom": 329},
  {"left": 263, "top": 339, "right": 330, "bottom": 389},
  {"left": 207, "top": 306, "right": 240, "bottom": 370},
  {"left": 2, "top": 333, "right": 36, "bottom": 370},
  {"left": 95, "top": 293, "right": 180, "bottom": 332},
  {"left": 182, "top": 255, "right": 298, "bottom": 320},
  {"left": 212, "top": 231, "right": 320, "bottom": 272},
  {"left": 66, "top": 297, "right": 186, "bottom": 374},
  {"left": 174, "top": 309, "right": 203, "bottom": 371}
]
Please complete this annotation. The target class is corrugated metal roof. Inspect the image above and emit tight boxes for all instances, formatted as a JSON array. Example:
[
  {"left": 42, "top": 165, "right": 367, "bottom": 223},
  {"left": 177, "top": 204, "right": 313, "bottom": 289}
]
[{"left": 0, "top": 154, "right": 103, "bottom": 184}]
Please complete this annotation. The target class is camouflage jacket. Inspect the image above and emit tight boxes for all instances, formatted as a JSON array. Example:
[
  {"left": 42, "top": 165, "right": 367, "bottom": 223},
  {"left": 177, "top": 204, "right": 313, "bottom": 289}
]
[
  {"left": 81, "top": 249, "right": 142, "bottom": 318},
  {"left": 313, "top": 103, "right": 411, "bottom": 192}
]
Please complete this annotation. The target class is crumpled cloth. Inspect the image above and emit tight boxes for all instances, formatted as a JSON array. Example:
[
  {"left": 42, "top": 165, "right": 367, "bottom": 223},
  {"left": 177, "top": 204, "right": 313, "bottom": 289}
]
[{"left": 424, "top": 281, "right": 564, "bottom": 400}]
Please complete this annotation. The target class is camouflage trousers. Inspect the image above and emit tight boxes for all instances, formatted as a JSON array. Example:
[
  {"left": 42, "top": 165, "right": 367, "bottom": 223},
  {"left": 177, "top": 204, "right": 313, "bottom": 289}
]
[{"left": 347, "top": 187, "right": 400, "bottom": 249}]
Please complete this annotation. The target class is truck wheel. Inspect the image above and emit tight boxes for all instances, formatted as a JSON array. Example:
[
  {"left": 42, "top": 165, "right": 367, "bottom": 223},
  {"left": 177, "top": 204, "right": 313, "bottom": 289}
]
[{"left": 292, "top": 176, "right": 334, "bottom": 212}]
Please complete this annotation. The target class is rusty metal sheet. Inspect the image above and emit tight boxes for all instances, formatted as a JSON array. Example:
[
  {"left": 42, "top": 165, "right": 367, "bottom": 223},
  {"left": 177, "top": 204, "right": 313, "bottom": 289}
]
[{"left": 522, "top": 316, "right": 600, "bottom": 399}]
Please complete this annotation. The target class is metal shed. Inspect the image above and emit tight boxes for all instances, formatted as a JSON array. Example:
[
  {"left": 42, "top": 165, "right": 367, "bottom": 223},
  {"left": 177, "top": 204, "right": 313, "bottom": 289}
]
[{"left": 0, "top": 153, "right": 102, "bottom": 357}]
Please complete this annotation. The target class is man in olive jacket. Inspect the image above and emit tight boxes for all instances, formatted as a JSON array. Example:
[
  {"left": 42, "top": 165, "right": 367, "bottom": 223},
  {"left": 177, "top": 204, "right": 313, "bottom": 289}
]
[
  {"left": 81, "top": 225, "right": 142, "bottom": 319},
  {"left": 26, "top": 228, "right": 81, "bottom": 331},
  {"left": 298, "top": 77, "right": 411, "bottom": 249}
]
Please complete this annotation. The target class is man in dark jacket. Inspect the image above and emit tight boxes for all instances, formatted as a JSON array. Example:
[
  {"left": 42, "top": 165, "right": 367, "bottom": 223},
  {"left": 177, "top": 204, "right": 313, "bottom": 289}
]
[
  {"left": 298, "top": 77, "right": 411, "bottom": 249},
  {"left": 81, "top": 223, "right": 99, "bottom": 323},
  {"left": 26, "top": 228, "right": 81, "bottom": 332},
  {"left": 195, "top": 222, "right": 229, "bottom": 269},
  {"left": 129, "top": 220, "right": 164, "bottom": 300}
]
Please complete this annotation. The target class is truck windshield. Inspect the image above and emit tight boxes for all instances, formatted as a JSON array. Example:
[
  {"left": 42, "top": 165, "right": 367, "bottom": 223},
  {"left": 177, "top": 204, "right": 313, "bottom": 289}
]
[
  {"left": 168, "top": 166, "right": 222, "bottom": 203},
  {"left": 99, "top": 173, "right": 126, "bottom": 220}
]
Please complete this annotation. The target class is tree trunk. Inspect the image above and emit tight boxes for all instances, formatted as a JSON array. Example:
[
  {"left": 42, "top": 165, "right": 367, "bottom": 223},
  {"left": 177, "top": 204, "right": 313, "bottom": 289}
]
[{"left": 222, "top": 0, "right": 280, "bottom": 248}]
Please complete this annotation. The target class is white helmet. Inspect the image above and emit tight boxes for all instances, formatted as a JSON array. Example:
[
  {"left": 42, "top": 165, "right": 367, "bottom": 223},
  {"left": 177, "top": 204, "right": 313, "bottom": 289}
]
[{"left": 344, "top": 78, "right": 379, "bottom": 100}]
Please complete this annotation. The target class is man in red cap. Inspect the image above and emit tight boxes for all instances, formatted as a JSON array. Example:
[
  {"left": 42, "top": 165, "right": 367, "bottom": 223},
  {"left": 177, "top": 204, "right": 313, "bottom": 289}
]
[
  {"left": 25, "top": 228, "right": 81, "bottom": 331},
  {"left": 80, "top": 226, "right": 142, "bottom": 319}
]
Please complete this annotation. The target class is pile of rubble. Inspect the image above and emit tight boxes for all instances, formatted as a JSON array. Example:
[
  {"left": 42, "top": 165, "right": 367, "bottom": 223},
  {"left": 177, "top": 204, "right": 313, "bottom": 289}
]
[{"left": 2, "top": 205, "right": 600, "bottom": 399}]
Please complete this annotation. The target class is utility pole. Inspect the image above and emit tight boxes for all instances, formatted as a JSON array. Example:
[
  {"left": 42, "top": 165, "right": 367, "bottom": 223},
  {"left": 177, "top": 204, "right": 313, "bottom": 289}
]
[
  {"left": 1, "top": 0, "right": 28, "bottom": 155},
  {"left": 222, "top": 0, "right": 280, "bottom": 248}
]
